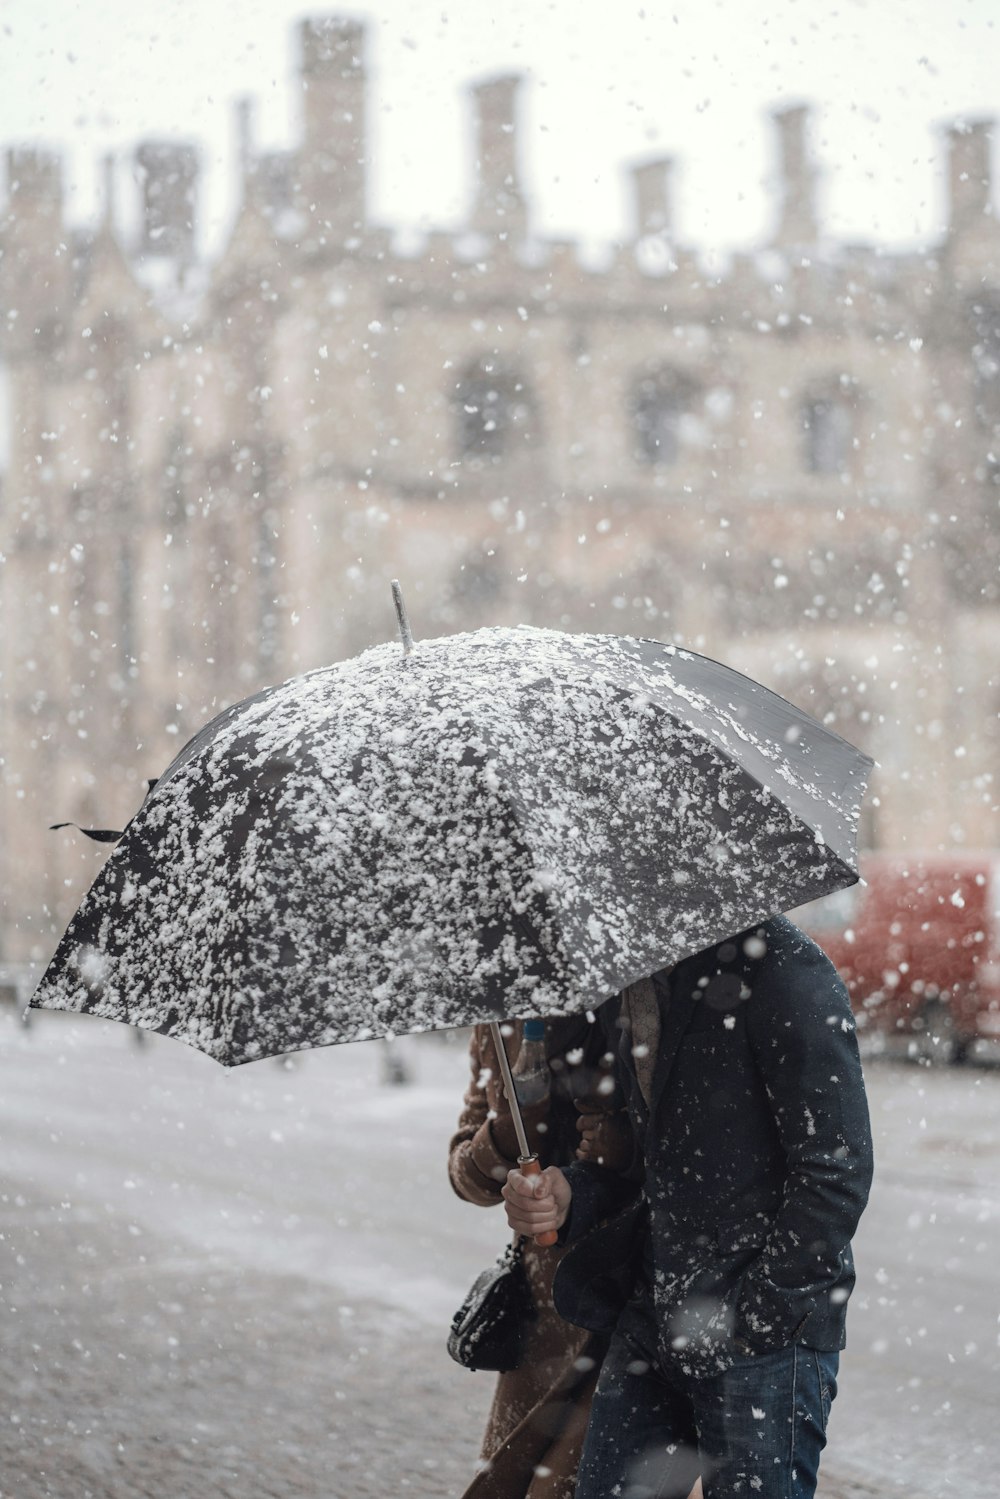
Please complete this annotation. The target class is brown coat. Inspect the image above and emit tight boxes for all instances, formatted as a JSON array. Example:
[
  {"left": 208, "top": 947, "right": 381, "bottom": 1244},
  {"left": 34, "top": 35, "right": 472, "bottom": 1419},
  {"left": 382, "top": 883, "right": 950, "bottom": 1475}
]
[{"left": 447, "top": 1018, "right": 619, "bottom": 1499}]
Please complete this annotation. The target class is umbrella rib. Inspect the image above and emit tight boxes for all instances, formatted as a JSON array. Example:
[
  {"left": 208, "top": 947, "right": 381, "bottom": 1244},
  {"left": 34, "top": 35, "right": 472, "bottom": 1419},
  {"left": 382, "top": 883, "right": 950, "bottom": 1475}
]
[{"left": 562, "top": 659, "right": 870, "bottom": 868}]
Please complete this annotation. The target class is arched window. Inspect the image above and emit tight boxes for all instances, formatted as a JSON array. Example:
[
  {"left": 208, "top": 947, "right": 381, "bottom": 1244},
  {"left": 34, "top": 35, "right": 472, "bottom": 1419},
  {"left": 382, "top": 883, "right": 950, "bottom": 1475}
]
[
  {"left": 630, "top": 368, "right": 699, "bottom": 466},
  {"left": 801, "top": 379, "right": 859, "bottom": 475},
  {"left": 454, "top": 358, "right": 537, "bottom": 463}
]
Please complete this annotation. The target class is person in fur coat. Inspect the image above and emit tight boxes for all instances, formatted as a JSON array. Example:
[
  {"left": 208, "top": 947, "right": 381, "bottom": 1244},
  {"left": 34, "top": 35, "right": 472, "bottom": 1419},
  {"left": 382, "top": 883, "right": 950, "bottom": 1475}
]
[{"left": 448, "top": 1015, "right": 629, "bottom": 1499}]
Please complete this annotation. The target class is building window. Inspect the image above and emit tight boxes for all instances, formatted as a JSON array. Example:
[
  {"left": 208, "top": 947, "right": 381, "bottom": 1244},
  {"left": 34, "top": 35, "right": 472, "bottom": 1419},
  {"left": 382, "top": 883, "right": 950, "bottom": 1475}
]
[
  {"left": 969, "top": 295, "right": 1000, "bottom": 432},
  {"left": 455, "top": 358, "right": 537, "bottom": 462},
  {"left": 630, "top": 369, "right": 698, "bottom": 466},
  {"left": 801, "top": 389, "right": 855, "bottom": 475}
]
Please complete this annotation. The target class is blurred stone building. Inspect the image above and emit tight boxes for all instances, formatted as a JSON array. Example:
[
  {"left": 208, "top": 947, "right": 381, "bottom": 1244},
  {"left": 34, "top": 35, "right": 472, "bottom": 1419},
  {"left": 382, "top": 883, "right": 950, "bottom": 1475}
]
[{"left": 1, "top": 14, "right": 998, "bottom": 963}]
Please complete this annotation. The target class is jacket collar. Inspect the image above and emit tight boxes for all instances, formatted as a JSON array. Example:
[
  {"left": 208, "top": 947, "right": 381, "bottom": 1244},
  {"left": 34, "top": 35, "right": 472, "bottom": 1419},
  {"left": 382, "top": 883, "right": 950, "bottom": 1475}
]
[
  {"left": 647, "top": 966, "right": 699, "bottom": 1119},
  {"left": 623, "top": 927, "right": 764, "bottom": 1119},
  {"left": 609, "top": 968, "right": 698, "bottom": 1124}
]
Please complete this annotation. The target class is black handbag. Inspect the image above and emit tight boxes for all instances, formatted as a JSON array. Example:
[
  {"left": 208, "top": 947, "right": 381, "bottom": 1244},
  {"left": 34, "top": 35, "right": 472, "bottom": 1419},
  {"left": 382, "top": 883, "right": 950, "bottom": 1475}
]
[{"left": 447, "top": 1236, "right": 537, "bottom": 1372}]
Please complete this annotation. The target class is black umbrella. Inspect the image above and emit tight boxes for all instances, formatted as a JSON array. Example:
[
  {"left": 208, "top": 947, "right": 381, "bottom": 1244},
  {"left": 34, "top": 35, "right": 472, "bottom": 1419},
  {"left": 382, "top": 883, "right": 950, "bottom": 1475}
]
[{"left": 31, "top": 591, "right": 872, "bottom": 1066}]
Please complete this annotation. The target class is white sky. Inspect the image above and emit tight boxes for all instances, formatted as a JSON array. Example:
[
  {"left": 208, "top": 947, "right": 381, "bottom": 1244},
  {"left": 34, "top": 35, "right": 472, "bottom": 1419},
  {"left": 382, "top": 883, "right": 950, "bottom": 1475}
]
[{"left": 1, "top": 0, "right": 997, "bottom": 256}]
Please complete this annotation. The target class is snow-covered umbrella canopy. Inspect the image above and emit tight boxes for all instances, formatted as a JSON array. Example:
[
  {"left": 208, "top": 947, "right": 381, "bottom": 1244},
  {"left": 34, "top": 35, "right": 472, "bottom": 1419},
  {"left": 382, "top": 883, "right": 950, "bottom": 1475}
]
[{"left": 31, "top": 622, "right": 872, "bottom": 1066}]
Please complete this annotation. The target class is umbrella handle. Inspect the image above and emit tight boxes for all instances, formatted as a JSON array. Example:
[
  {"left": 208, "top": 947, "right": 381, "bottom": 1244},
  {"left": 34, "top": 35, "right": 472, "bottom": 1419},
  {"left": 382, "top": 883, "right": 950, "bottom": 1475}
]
[{"left": 518, "top": 1155, "right": 558, "bottom": 1247}]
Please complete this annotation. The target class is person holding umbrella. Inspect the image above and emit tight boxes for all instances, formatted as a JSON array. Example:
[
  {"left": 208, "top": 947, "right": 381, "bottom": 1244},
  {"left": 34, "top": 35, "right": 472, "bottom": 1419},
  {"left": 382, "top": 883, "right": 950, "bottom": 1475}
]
[
  {"left": 501, "top": 916, "right": 874, "bottom": 1499},
  {"left": 448, "top": 1015, "right": 631, "bottom": 1499},
  {"left": 33, "top": 600, "right": 873, "bottom": 1497}
]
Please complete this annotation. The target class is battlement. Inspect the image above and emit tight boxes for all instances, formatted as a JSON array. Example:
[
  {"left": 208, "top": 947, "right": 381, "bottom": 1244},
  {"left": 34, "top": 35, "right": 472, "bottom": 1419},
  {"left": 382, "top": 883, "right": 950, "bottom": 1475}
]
[{"left": 0, "top": 15, "right": 996, "bottom": 319}]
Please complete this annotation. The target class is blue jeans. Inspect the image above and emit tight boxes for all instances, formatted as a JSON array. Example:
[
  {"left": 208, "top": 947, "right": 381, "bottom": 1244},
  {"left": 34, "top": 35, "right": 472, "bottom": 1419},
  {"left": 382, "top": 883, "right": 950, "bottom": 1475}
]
[{"left": 576, "top": 1328, "right": 839, "bottom": 1499}]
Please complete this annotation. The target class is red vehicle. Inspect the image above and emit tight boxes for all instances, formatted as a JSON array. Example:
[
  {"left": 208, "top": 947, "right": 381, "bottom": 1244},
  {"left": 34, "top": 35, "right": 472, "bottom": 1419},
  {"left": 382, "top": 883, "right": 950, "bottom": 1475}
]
[{"left": 795, "top": 852, "right": 1000, "bottom": 1063}]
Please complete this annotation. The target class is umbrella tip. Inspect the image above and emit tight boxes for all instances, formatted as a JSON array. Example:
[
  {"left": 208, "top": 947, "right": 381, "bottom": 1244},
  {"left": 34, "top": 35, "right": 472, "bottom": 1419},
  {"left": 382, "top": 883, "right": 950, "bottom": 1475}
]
[{"left": 391, "top": 579, "right": 414, "bottom": 657}]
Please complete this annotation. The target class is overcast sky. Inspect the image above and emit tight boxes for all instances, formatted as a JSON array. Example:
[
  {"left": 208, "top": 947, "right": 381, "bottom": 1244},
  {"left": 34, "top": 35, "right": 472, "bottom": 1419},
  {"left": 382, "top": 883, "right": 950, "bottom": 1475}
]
[{"left": 2, "top": 0, "right": 997, "bottom": 257}]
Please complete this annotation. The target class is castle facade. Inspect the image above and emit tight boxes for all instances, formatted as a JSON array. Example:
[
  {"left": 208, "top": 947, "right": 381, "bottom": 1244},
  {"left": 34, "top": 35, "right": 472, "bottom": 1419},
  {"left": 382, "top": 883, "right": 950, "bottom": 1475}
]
[{"left": 1, "top": 16, "right": 998, "bottom": 963}]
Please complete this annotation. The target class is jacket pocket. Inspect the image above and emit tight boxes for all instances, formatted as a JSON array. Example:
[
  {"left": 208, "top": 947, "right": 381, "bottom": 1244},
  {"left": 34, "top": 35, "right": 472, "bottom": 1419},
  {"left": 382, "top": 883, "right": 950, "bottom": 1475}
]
[
  {"left": 735, "top": 1272, "right": 817, "bottom": 1355},
  {"left": 714, "top": 1216, "right": 771, "bottom": 1256}
]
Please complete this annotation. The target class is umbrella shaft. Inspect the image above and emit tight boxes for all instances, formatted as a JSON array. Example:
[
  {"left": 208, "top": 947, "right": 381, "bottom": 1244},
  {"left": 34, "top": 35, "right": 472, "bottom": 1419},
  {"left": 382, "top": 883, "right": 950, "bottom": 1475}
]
[
  {"left": 391, "top": 579, "right": 414, "bottom": 655},
  {"left": 488, "top": 1020, "right": 532, "bottom": 1160}
]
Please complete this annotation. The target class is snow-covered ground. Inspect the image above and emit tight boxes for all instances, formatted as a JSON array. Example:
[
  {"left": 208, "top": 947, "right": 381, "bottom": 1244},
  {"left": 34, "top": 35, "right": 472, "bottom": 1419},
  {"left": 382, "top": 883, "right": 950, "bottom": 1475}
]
[{"left": 0, "top": 1009, "right": 997, "bottom": 1497}]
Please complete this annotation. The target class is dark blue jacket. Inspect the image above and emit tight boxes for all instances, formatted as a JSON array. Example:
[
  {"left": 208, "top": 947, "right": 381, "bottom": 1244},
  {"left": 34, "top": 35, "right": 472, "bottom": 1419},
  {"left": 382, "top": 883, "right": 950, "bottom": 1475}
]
[{"left": 553, "top": 916, "right": 874, "bottom": 1378}]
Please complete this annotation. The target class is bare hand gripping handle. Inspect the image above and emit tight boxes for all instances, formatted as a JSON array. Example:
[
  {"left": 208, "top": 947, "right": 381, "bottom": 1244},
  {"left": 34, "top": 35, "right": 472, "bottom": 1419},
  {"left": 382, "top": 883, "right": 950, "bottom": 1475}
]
[{"left": 489, "top": 1020, "right": 558, "bottom": 1247}]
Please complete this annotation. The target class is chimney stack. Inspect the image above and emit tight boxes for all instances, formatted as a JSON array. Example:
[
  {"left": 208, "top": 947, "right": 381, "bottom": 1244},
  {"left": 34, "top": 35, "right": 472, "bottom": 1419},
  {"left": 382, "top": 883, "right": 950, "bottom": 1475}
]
[
  {"left": 771, "top": 104, "right": 818, "bottom": 248},
  {"left": 297, "top": 16, "right": 367, "bottom": 241},
  {"left": 1, "top": 149, "right": 68, "bottom": 352},
  {"left": 469, "top": 74, "right": 528, "bottom": 242},
  {"left": 134, "top": 140, "right": 200, "bottom": 261},
  {"left": 631, "top": 157, "right": 674, "bottom": 239},
  {"left": 945, "top": 117, "right": 995, "bottom": 237},
  {"left": 4, "top": 148, "right": 64, "bottom": 232}
]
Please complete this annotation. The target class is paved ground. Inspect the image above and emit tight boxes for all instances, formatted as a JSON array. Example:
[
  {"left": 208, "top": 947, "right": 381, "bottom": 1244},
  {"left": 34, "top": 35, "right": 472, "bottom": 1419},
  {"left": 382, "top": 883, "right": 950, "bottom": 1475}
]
[
  {"left": 0, "top": 1011, "right": 997, "bottom": 1498},
  {"left": 1, "top": 1184, "right": 468, "bottom": 1498}
]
